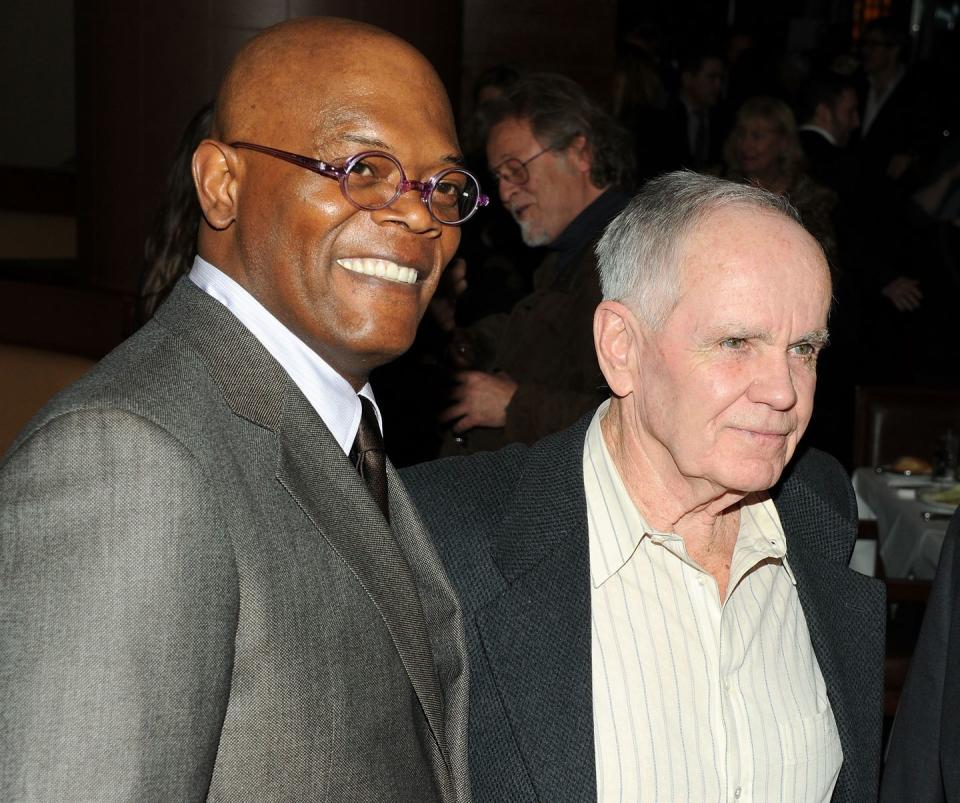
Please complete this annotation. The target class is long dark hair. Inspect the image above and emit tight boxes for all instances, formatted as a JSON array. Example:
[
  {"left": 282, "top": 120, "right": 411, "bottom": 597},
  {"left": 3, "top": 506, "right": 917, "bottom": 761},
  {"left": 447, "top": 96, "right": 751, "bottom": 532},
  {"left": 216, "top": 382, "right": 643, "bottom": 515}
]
[{"left": 137, "top": 102, "right": 213, "bottom": 324}]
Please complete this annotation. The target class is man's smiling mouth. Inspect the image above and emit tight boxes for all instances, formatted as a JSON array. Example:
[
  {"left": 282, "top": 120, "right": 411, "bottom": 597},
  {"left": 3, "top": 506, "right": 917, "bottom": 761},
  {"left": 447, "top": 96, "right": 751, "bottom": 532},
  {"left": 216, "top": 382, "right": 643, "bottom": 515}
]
[{"left": 336, "top": 258, "right": 419, "bottom": 285}]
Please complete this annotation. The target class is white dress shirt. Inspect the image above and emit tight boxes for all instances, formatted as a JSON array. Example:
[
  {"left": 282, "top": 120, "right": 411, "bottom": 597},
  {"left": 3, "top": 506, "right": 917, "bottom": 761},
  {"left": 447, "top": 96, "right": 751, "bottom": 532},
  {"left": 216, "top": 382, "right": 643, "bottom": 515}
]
[
  {"left": 799, "top": 124, "right": 838, "bottom": 147},
  {"left": 585, "top": 403, "right": 841, "bottom": 803},
  {"left": 189, "top": 256, "right": 380, "bottom": 454}
]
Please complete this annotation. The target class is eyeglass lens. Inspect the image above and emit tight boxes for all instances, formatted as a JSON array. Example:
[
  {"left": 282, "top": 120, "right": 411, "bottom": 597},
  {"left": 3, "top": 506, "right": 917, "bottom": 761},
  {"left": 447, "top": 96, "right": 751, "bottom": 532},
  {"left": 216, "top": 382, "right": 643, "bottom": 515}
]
[
  {"left": 345, "top": 154, "right": 481, "bottom": 224},
  {"left": 492, "top": 160, "right": 530, "bottom": 186}
]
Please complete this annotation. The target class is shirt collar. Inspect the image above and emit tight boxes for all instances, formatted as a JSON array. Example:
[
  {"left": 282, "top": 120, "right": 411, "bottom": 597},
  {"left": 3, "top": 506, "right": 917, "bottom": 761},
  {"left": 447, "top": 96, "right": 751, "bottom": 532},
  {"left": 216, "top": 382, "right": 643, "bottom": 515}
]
[
  {"left": 584, "top": 402, "right": 795, "bottom": 587},
  {"left": 188, "top": 255, "right": 380, "bottom": 454},
  {"left": 548, "top": 188, "right": 631, "bottom": 262},
  {"left": 584, "top": 403, "right": 663, "bottom": 587},
  {"left": 734, "top": 493, "right": 796, "bottom": 586},
  {"left": 799, "top": 123, "right": 837, "bottom": 147}
]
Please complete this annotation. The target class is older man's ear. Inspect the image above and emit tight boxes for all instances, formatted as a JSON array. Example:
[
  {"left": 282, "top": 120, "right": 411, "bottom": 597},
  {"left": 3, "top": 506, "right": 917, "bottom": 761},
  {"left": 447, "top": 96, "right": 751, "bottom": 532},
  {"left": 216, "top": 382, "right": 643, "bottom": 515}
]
[
  {"left": 564, "top": 133, "right": 593, "bottom": 176},
  {"left": 594, "top": 300, "right": 640, "bottom": 398},
  {"left": 193, "top": 139, "right": 239, "bottom": 231}
]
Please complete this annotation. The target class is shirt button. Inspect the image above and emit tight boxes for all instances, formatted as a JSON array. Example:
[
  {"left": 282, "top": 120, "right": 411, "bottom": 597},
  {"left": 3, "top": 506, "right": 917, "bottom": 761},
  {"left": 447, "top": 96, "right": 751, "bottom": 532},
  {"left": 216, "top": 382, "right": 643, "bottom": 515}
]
[{"left": 734, "top": 787, "right": 742, "bottom": 799}]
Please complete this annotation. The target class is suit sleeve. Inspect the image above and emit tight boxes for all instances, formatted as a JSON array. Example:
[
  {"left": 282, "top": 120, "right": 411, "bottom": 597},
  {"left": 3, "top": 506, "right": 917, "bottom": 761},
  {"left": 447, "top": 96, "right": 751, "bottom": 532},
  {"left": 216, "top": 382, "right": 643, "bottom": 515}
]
[
  {"left": 880, "top": 520, "right": 959, "bottom": 803},
  {"left": 0, "top": 409, "right": 239, "bottom": 801}
]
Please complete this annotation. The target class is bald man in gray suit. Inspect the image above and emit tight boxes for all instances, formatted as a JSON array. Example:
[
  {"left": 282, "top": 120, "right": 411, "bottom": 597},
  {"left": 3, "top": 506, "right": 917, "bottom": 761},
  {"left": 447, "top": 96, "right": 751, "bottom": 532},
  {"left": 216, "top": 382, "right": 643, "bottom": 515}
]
[{"left": 0, "top": 18, "right": 486, "bottom": 801}]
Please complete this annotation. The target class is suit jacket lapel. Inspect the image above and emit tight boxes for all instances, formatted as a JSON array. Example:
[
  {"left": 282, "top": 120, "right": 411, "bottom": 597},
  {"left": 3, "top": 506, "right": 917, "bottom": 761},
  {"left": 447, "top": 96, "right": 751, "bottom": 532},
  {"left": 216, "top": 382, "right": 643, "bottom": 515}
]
[
  {"left": 390, "top": 467, "right": 471, "bottom": 802},
  {"left": 155, "top": 279, "right": 450, "bottom": 759},
  {"left": 275, "top": 391, "right": 448, "bottom": 751},
  {"left": 773, "top": 469, "right": 885, "bottom": 797},
  {"left": 475, "top": 420, "right": 596, "bottom": 802}
]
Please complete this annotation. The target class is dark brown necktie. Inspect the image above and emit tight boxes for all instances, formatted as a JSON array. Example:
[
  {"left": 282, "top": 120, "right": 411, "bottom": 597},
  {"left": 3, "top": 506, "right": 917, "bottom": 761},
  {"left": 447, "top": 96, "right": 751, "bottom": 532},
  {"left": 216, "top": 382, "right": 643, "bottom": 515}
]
[{"left": 349, "top": 395, "right": 389, "bottom": 523}]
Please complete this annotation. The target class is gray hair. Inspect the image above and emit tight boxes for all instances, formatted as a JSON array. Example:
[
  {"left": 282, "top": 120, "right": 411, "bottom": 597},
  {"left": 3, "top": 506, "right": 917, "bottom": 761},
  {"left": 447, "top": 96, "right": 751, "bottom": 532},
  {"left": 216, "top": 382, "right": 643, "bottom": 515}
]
[
  {"left": 596, "top": 171, "right": 803, "bottom": 328},
  {"left": 479, "top": 72, "right": 635, "bottom": 189}
]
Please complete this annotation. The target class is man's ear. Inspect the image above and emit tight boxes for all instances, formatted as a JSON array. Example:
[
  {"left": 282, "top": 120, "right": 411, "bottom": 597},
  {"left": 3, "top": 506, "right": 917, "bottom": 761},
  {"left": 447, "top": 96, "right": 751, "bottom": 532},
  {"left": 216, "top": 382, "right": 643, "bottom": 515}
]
[
  {"left": 193, "top": 139, "right": 239, "bottom": 231},
  {"left": 594, "top": 300, "right": 641, "bottom": 398},
  {"left": 566, "top": 134, "right": 593, "bottom": 175}
]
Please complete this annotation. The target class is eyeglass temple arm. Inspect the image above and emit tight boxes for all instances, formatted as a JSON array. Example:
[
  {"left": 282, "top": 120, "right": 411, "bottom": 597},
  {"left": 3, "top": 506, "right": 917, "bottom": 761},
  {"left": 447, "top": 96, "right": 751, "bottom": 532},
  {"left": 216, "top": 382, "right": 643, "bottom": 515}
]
[{"left": 230, "top": 141, "right": 342, "bottom": 179}]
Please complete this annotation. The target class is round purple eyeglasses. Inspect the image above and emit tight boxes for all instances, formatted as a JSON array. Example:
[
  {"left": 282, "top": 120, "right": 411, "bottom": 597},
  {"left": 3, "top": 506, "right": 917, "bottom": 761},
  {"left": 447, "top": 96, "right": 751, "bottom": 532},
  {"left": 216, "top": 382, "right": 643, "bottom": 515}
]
[{"left": 231, "top": 141, "right": 489, "bottom": 225}]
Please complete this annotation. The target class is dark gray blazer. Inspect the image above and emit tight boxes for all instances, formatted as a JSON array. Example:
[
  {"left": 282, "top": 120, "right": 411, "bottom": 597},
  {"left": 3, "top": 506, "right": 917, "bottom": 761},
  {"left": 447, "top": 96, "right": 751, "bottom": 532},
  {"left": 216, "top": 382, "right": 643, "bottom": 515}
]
[
  {"left": 880, "top": 512, "right": 960, "bottom": 802},
  {"left": 0, "top": 278, "right": 470, "bottom": 802},
  {"left": 403, "top": 415, "right": 886, "bottom": 803}
]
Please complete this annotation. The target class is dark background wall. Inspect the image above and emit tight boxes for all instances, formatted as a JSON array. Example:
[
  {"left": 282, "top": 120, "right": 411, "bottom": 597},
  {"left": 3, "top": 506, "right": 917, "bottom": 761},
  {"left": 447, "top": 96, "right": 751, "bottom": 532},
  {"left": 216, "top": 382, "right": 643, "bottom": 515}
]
[{"left": 0, "top": 0, "right": 941, "bottom": 358}]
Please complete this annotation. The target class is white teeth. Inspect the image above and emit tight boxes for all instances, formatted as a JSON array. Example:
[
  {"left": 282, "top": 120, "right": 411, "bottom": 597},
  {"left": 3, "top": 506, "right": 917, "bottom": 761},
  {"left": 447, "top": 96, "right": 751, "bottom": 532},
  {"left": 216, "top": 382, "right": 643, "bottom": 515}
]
[{"left": 336, "top": 258, "right": 418, "bottom": 285}]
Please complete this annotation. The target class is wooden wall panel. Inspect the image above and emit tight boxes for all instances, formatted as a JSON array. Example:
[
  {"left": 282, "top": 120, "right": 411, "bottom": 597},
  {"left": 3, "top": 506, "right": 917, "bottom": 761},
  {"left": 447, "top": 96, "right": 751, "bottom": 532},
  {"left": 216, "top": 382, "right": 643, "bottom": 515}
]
[
  {"left": 460, "top": 0, "right": 618, "bottom": 117},
  {"left": 75, "top": 3, "right": 214, "bottom": 300},
  {"left": 289, "top": 0, "right": 462, "bottom": 103},
  {"left": 0, "top": 280, "right": 132, "bottom": 359}
]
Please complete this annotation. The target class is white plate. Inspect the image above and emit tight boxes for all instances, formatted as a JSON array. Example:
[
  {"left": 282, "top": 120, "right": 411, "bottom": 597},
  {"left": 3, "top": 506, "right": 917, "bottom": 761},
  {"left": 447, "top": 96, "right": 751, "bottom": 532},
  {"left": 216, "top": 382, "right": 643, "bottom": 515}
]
[{"left": 883, "top": 473, "right": 934, "bottom": 488}]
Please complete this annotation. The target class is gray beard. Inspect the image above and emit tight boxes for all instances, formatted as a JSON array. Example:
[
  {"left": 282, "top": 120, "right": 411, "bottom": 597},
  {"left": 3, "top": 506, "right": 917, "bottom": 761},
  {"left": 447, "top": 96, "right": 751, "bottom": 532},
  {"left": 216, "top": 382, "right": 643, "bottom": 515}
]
[{"left": 517, "top": 219, "right": 552, "bottom": 248}]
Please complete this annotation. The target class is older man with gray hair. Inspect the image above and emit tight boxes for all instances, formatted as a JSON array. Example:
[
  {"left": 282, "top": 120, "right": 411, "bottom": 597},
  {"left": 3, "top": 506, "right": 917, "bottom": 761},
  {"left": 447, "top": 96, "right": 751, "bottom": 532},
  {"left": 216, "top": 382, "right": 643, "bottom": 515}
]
[
  {"left": 439, "top": 72, "right": 634, "bottom": 454},
  {"left": 404, "top": 171, "right": 885, "bottom": 802}
]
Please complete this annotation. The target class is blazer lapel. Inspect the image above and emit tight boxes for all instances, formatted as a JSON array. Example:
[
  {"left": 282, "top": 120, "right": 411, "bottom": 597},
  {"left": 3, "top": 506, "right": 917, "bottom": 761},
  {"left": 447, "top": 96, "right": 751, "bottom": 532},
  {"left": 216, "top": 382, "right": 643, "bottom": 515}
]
[
  {"left": 774, "top": 472, "right": 886, "bottom": 797},
  {"left": 275, "top": 378, "right": 449, "bottom": 756},
  {"left": 390, "top": 468, "right": 471, "bottom": 802},
  {"left": 474, "top": 420, "right": 596, "bottom": 802},
  {"left": 156, "top": 279, "right": 449, "bottom": 759}
]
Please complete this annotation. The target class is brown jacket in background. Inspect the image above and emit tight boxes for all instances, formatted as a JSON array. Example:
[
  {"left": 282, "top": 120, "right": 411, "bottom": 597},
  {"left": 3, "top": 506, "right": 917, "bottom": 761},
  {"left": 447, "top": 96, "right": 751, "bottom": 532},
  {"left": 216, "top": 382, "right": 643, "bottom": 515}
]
[{"left": 442, "top": 241, "right": 607, "bottom": 456}]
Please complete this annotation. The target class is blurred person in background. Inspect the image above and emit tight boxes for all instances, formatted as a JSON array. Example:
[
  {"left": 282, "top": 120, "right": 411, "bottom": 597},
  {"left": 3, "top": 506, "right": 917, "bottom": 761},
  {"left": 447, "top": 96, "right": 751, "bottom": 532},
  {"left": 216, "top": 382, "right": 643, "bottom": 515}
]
[
  {"left": 438, "top": 72, "right": 634, "bottom": 455},
  {"left": 849, "top": 17, "right": 946, "bottom": 385},
  {"left": 855, "top": 16, "right": 938, "bottom": 189},
  {"left": 798, "top": 71, "right": 860, "bottom": 198},
  {"left": 658, "top": 41, "right": 727, "bottom": 172},
  {"left": 724, "top": 96, "right": 837, "bottom": 262}
]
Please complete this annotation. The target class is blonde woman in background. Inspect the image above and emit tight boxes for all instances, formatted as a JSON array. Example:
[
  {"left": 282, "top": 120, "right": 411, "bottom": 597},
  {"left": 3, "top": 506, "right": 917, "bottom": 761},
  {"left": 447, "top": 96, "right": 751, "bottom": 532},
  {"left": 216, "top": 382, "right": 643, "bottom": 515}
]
[{"left": 724, "top": 96, "right": 838, "bottom": 265}]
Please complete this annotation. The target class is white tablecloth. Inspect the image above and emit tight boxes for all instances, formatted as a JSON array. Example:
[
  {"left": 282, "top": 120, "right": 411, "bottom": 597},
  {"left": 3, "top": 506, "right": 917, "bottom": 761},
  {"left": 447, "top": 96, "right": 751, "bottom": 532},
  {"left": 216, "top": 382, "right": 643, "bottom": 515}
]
[{"left": 852, "top": 468, "right": 953, "bottom": 579}]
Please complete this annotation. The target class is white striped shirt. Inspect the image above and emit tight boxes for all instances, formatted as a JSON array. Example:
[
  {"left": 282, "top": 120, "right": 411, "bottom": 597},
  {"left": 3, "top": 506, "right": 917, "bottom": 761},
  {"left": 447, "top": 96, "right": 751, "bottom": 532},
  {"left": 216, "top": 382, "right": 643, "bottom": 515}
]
[{"left": 585, "top": 404, "right": 841, "bottom": 803}]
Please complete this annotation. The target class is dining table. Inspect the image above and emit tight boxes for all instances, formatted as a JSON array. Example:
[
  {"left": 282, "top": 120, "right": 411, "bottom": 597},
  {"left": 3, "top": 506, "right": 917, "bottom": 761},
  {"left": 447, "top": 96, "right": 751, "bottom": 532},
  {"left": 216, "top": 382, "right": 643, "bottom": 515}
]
[{"left": 852, "top": 467, "right": 957, "bottom": 579}]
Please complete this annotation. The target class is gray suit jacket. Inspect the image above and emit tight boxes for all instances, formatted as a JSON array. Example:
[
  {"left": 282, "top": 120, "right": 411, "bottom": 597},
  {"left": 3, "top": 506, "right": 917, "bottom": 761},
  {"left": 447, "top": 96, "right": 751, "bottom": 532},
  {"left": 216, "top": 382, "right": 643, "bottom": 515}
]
[
  {"left": 0, "top": 278, "right": 470, "bottom": 802},
  {"left": 403, "top": 416, "right": 886, "bottom": 803}
]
